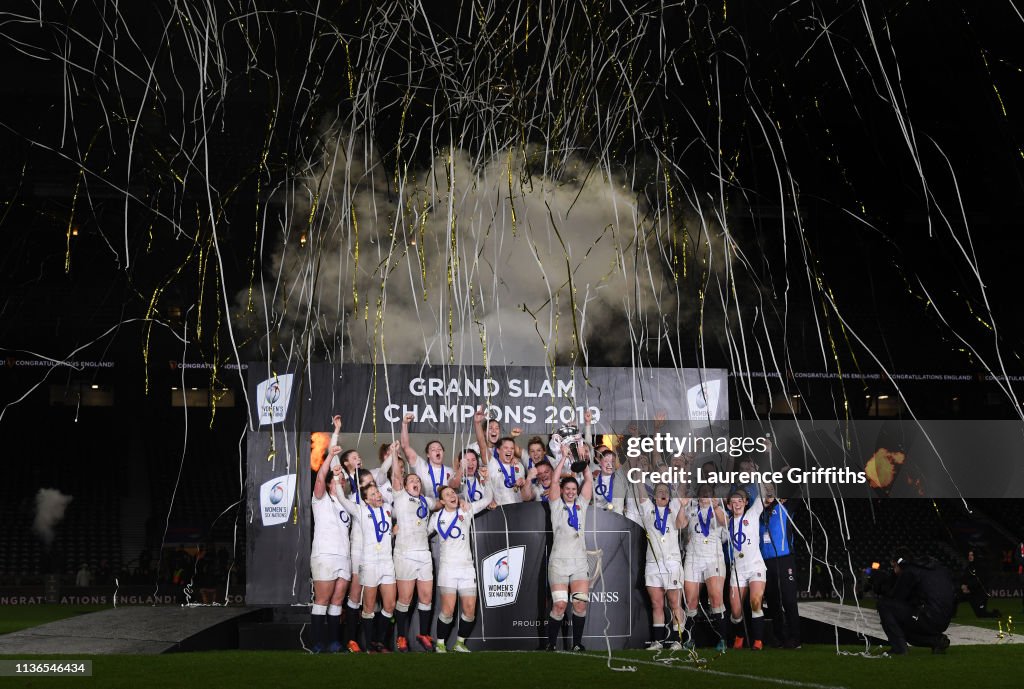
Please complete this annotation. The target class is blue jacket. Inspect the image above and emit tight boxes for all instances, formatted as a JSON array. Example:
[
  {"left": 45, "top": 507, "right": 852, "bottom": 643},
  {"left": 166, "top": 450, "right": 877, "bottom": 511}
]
[{"left": 759, "top": 501, "right": 793, "bottom": 559}]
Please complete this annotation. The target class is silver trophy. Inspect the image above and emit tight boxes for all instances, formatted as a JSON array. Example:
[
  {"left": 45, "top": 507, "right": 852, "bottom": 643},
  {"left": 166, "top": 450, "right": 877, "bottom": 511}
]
[{"left": 556, "top": 424, "right": 588, "bottom": 473}]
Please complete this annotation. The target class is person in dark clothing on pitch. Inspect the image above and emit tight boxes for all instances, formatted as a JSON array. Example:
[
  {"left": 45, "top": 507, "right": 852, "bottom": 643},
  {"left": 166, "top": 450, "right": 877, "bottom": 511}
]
[
  {"left": 875, "top": 546, "right": 954, "bottom": 655},
  {"left": 760, "top": 489, "right": 801, "bottom": 648},
  {"left": 958, "top": 550, "right": 999, "bottom": 619},
  {"left": 1015, "top": 541, "right": 1024, "bottom": 612}
]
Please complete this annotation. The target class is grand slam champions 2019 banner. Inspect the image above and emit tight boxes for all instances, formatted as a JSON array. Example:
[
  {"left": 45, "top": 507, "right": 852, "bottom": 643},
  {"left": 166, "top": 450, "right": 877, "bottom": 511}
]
[{"left": 245, "top": 364, "right": 726, "bottom": 649}]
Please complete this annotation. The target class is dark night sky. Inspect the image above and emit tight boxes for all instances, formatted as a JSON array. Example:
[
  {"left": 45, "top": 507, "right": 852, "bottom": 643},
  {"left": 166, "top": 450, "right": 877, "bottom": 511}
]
[{"left": 0, "top": 0, "right": 1021, "bottom": 390}]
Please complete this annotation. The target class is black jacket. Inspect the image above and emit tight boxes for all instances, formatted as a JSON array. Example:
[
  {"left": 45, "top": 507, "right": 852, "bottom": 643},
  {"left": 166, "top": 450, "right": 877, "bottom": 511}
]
[
  {"left": 880, "top": 557, "right": 955, "bottom": 628},
  {"left": 960, "top": 559, "right": 989, "bottom": 594}
]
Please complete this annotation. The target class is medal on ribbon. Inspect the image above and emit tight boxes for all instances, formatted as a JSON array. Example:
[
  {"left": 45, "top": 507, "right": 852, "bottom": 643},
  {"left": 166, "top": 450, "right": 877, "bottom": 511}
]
[
  {"left": 595, "top": 472, "right": 615, "bottom": 500},
  {"left": 729, "top": 517, "right": 745, "bottom": 555},
  {"left": 653, "top": 504, "right": 670, "bottom": 536},
  {"left": 566, "top": 501, "right": 580, "bottom": 531},
  {"left": 498, "top": 460, "right": 516, "bottom": 489},
  {"left": 697, "top": 506, "right": 713, "bottom": 538},
  {"left": 427, "top": 463, "right": 444, "bottom": 498},
  {"left": 437, "top": 510, "right": 463, "bottom": 540},
  {"left": 369, "top": 506, "right": 389, "bottom": 542}
]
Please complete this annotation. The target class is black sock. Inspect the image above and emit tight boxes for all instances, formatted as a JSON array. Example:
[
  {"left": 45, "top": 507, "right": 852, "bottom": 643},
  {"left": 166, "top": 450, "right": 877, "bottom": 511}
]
[
  {"left": 310, "top": 612, "right": 325, "bottom": 648},
  {"left": 373, "top": 612, "right": 390, "bottom": 645},
  {"left": 572, "top": 614, "right": 586, "bottom": 647},
  {"left": 546, "top": 615, "right": 563, "bottom": 647},
  {"left": 683, "top": 614, "right": 695, "bottom": 639},
  {"left": 436, "top": 617, "right": 454, "bottom": 645},
  {"left": 326, "top": 613, "right": 340, "bottom": 646},
  {"left": 396, "top": 608, "right": 410, "bottom": 638},
  {"left": 343, "top": 610, "right": 359, "bottom": 646},
  {"left": 652, "top": 623, "right": 666, "bottom": 643},
  {"left": 418, "top": 607, "right": 433, "bottom": 636},
  {"left": 457, "top": 615, "right": 476, "bottom": 640},
  {"left": 751, "top": 615, "right": 764, "bottom": 643},
  {"left": 360, "top": 615, "right": 373, "bottom": 649},
  {"left": 732, "top": 618, "right": 744, "bottom": 643},
  {"left": 715, "top": 612, "right": 729, "bottom": 643}
]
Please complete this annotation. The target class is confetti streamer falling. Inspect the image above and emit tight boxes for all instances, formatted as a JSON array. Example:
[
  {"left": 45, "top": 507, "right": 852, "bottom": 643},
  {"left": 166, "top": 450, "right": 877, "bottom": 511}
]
[{"left": 0, "top": 0, "right": 1022, "bottom": 655}]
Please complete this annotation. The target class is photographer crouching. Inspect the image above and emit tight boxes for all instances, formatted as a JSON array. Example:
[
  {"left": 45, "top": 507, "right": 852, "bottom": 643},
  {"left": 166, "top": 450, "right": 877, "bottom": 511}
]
[{"left": 874, "top": 546, "right": 954, "bottom": 655}]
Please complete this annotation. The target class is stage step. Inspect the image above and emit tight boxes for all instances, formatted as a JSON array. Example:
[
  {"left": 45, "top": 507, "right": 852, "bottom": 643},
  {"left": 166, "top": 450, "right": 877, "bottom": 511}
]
[{"left": 0, "top": 606, "right": 265, "bottom": 655}]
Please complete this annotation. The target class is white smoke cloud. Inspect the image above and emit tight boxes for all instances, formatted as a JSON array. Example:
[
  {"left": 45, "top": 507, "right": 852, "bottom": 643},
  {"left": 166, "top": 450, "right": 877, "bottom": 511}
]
[
  {"left": 33, "top": 488, "right": 73, "bottom": 547},
  {"left": 241, "top": 136, "right": 728, "bottom": 366}
]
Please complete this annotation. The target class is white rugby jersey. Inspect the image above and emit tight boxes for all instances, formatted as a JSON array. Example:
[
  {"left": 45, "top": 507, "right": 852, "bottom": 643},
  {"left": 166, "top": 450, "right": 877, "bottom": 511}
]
[
  {"left": 549, "top": 497, "right": 589, "bottom": 560},
  {"left": 727, "top": 495, "right": 765, "bottom": 568},
  {"left": 622, "top": 479, "right": 650, "bottom": 525},
  {"left": 414, "top": 460, "right": 453, "bottom": 500},
  {"left": 528, "top": 482, "right": 554, "bottom": 503},
  {"left": 488, "top": 458, "right": 526, "bottom": 505},
  {"left": 466, "top": 441, "right": 499, "bottom": 462},
  {"left": 458, "top": 473, "right": 487, "bottom": 503},
  {"left": 641, "top": 498, "right": 684, "bottom": 565},
  {"left": 330, "top": 431, "right": 394, "bottom": 505},
  {"left": 378, "top": 478, "right": 396, "bottom": 505},
  {"left": 684, "top": 500, "right": 728, "bottom": 560},
  {"left": 341, "top": 466, "right": 395, "bottom": 503},
  {"left": 311, "top": 489, "right": 352, "bottom": 559},
  {"left": 392, "top": 490, "right": 436, "bottom": 555},
  {"left": 593, "top": 469, "right": 625, "bottom": 513},
  {"left": 339, "top": 495, "right": 394, "bottom": 565},
  {"left": 429, "top": 488, "right": 492, "bottom": 566}
]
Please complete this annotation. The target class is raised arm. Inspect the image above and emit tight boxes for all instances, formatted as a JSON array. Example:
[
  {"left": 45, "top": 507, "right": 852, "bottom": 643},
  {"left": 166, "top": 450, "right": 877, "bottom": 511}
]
[
  {"left": 714, "top": 498, "right": 728, "bottom": 526},
  {"left": 335, "top": 486, "right": 360, "bottom": 516},
  {"left": 329, "top": 414, "right": 342, "bottom": 447},
  {"left": 678, "top": 501, "right": 690, "bottom": 530},
  {"left": 580, "top": 455, "right": 594, "bottom": 502},
  {"left": 473, "top": 406, "right": 488, "bottom": 452},
  {"left": 313, "top": 443, "right": 340, "bottom": 500},
  {"left": 549, "top": 448, "right": 569, "bottom": 503},
  {"left": 583, "top": 408, "right": 593, "bottom": 445},
  {"left": 379, "top": 440, "right": 398, "bottom": 476},
  {"left": 395, "top": 411, "right": 419, "bottom": 464},
  {"left": 511, "top": 426, "right": 523, "bottom": 459},
  {"left": 390, "top": 446, "right": 405, "bottom": 493},
  {"left": 521, "top": 470, "right": 536, "bottom": 501},
  {"left": 749, "top": 491, "right": 765, "bottom": 519},
  {"left": 399, "top": 413, "right": 421, "bottom": 465},
  {"left": 674, "top": 497, "right": 689, "bottom": 529},
  {"left": 448, "top": 453, "right": 464, "bottom": 489}
]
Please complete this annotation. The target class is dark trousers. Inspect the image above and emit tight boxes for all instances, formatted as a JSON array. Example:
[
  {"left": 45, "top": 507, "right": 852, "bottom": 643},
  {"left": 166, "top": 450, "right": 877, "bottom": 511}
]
[
  {"left": 764, "top": 554, "right": 800, "bottom": 644},
  {"left": 957, "top": 590, "right": 998, "bottom": 618},
  {"left": 876, "top": 598, "right": 947, "bottom": 651}
]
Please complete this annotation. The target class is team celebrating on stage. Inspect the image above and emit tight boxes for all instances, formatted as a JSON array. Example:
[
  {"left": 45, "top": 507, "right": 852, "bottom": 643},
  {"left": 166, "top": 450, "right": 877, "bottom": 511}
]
[{"left": 309, "top": 408, "right": 797, "bottom": 654}]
